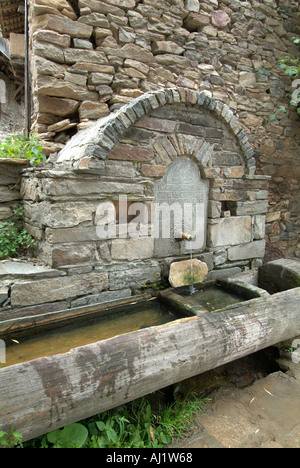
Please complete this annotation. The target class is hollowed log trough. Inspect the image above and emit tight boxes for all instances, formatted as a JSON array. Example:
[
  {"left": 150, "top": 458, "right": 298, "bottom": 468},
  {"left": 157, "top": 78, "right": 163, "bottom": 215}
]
[{"left": 0, "top": 281, "right": 300, "bottom": 443}]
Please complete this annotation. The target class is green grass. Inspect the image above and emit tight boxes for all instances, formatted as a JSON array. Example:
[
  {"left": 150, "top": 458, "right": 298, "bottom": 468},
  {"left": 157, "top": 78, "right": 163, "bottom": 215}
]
[{"left": 22, "top": 393, "right": 211, "bottom": 449}]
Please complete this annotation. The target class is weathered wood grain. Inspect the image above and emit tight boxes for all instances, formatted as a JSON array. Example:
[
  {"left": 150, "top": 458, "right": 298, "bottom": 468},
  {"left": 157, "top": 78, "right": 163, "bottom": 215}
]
[{"left": 0, "top": 288, "right": 300, "bottom": 442}]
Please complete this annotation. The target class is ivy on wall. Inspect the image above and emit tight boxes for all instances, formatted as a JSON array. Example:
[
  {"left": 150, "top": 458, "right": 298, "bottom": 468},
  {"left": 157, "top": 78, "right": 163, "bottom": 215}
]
[{"left": 279, "top": 37, "right": 300, "bottom": 116}]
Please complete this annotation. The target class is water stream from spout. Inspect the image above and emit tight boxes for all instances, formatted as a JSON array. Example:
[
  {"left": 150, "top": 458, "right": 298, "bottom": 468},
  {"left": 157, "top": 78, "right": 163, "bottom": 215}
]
[{"left": 189, "top": 249, "right": 197, "bottom": 295}]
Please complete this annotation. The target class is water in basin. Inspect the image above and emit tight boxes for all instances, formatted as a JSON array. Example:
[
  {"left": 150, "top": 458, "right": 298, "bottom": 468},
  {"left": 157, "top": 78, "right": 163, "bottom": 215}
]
[
  {"left": 175, "top": 284, "right": 245, "bottom": 312},
  {"left": 0, "top": 300, "right": 177, "bottom": 368}
]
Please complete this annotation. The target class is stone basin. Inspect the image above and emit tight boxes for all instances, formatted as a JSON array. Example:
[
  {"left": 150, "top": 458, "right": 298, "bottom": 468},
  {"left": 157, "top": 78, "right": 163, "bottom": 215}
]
[
  {"left": 0, "top": 260, "right": 299, "bottom": 443},
  {"left": 158, "top": 277, "right": 270, "bottom": 317}
]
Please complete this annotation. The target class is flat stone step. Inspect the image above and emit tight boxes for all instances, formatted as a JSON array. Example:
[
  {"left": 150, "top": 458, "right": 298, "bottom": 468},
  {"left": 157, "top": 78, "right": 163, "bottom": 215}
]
[{"left": 0, "top": 260, "right": 64, "bottom": 278}]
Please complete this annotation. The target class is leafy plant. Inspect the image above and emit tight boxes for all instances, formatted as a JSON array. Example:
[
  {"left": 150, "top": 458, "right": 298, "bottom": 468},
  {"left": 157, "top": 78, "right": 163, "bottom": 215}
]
[
  {"left": 0, "top": 428, "right": 22, "bottom": 448},
  {"left": 26, "top": 394, "right": 210, "bottom": 449},
  {"left": 278, "top": 37, "right": 300, "bottom": 116},
  {"left": 0, "top": 133, "right": 47, "bottom": 167},
  {"left": 0, "top": 206, "right": 35, "bottom": 259},
  {"left": 46, "top": 423, "right": 88, "bottom": 448},
  {"left": 88, "top": 394, "right": 210, "bottom": 448}
]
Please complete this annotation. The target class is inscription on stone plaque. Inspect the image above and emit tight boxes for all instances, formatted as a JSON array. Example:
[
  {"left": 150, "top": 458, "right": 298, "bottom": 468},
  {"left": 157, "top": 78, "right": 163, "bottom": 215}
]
[{"left": 154, "top": 158, "right": 209, "bottom": 256}]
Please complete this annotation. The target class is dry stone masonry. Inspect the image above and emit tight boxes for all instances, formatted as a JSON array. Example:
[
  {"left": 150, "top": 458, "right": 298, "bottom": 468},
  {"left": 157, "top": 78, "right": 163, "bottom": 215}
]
[
  {"left": 0, "top": 161, "right": 28, "bottom": 224},
  {"left": 0, "top": 0, "right": 299, "bottom": 316},
  {"left": 19, "top": 88, "right": 269, "bottom": 310},
  {"left": 28, "top": 0, "right": 300, "bottom": 259}
]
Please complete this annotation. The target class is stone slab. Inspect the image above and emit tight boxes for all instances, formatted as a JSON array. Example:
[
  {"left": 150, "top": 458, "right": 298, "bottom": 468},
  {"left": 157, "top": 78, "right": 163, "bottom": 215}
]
[
  {"left": 252, "top": 215, "right": 266, "bottom": 240},
  {"left": 45, "top": 227, "right": 98, "bottom": 243},
  {"left": 36, "top": 75, "right": 99, "bottom": 101},
  {"left": 0, "top": 301, "right": 70, "bottom": 322},
  {"left": 70, "top": 288, "right": 132, "bottom": 308},
  {"left": 228, "top": 201, "right": 269, "bottom": 216},
  {"left": 228, "top": 240, "right": 266, "bottom": 261},
  {"left": 50, "top": 244, "right": 96, "bottom": 267},
  {"left": 0, "top": 187, "right": 21, "bottom": 203},
  {"left": 38, "top": 95, "right": 79, "bottom": 117},
  {"left": 79, "top": 101, "right": 109, "bottom": 120},
  {"left": 32, "top": 13, "right": 93, "bottom": 39},
  {"left": 207, "top": 217, "right": 252, "bottom": 248},
  {"left": 106, "top": 260, "right": 161, "bottom": 290},
  {"left": 207, "top": 267, "right": 243, "bottom": 280},
  {"left": 154, "top": 158, "right": 209, "bottom": 256},
  {"left": 170, "top": 372, "right": 300, "bottom": 449},
  {"left": 111, "top": 238, "right": 154, "bottom": 261},
  {"left": 44, "top": 202, "right": 97, "bottom": 228},
  {"left": 10, "top": 272, "right": 109, "bottom": 307},
  {"left": 108, "top": 144, "right": 154, "bottom": 162},
  {"left": 169, "top": 259, "right": 208, "bottom": 287},
  {"left": 0, "top": 261, "right": 63, "bottom": 278},
  {"left": 42, "top": 178, "right": 144, "bottom": 198}
]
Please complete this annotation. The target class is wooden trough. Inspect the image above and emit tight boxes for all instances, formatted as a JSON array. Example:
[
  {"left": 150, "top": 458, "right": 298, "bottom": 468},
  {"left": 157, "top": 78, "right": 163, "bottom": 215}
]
[{"left": 0, "top": 261, "right": 300, "bottom": 443}]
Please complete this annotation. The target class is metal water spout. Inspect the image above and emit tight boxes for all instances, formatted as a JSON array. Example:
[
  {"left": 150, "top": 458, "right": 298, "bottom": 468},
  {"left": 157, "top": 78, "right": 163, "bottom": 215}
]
[{"left": 175, "top": 232, "right": 193, "bottom": 241}]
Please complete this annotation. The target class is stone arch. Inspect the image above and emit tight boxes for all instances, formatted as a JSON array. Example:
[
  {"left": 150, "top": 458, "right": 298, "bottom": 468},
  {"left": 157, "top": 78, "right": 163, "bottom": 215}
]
[
  {"left": 25, "top": 87, "right": 268, "bottom": 271},
  {"left": 56, "top": 87, "right": 256, "bottom": 174}
]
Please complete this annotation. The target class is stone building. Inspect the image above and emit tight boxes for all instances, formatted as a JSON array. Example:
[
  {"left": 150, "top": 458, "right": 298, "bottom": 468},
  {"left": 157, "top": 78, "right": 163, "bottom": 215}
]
[
  {"left": 0, "top": 0, "right": 25, "bottom": 136},
  {"left": 26, "top": 0, "right": 300, "bottom": 259},
  {"left": 0, "top": 1, "right": 26, "bottom": 226},
  {"left": 0, "top": 0, "right": 299, "bottom": 312}
]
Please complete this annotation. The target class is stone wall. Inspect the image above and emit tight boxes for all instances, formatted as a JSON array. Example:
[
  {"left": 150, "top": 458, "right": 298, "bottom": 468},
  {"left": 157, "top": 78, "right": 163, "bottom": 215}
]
[
  {"left": 28, "top": 0, "right": 300, "bottom": 259},
  {"left": 21, "top": 89, "right": 269, "bottom": 298},
  {"left": 0, "top": 161, "right": 28, "bottom": 224},
  {"left": 0, "top": 72, "right": 25, "bottom": 135},
  {"left": 0, "top": 259, "right": 133, "bottom": 317}
]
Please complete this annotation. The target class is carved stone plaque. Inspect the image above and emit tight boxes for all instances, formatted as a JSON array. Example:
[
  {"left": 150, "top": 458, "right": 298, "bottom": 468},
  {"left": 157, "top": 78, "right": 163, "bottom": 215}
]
[{"left": 154, "top": 158, "right": 209, "bottom": 257}]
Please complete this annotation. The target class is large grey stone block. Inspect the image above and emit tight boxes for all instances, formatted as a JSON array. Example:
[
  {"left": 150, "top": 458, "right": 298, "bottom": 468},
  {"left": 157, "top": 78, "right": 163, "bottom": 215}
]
[
  {"left": 154, "top": 158, "right": 209, "bottom": 256},
  {"left": 111, "top": 238, "right": 154, "bottom": 261},
  {"left": 252, "top": 215, "right": 266, "bottom": 240},
  {"left": 228, "top": 201, "right": 269, "bottom": 216},
  {"left": 71, "top": 288, "right": 132, "bottom": 308},
  {"left": 208, "top": 200, "right": 221, "bottom": 218},
  {"left": 207, "top": 217, "right": 252, "bottom": 247},
  {"left": 107, "top": 261, "right": 161, "bottom": 290},
  {"left": 10, "top": 272, "right": 109, "bottom": 306},
  {"left": 0, "top": 261, "right": 63, "bottom": 278},
  {"left": 0, "top": 186, "right": 21, "bottom": 203},
  {"left": 228, "top": 240, "right": 266, "bottom": 261},
  {"left": 44, "top": 202, "right": 97, "bottom": 228},
  {"left": 45, "top": 227, "right": 98, "bottom": 243},
  {"left": 42, "top": 178, "right": 144, "bottom": 198}
]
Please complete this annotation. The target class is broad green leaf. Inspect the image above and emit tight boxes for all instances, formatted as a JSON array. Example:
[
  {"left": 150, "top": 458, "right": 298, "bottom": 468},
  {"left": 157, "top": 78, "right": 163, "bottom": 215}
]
[
  {"left": 47, "top": 423, "right": 88, "bottom": 448},
  {"left": 95, "top": 421, "right": 106, "bottom": 431}
]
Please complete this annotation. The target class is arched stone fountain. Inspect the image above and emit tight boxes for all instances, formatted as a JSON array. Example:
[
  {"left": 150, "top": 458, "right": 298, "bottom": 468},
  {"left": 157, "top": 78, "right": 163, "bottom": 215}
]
[{"left": 1, "top": 89, "right": 299, "bottom": 443}]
